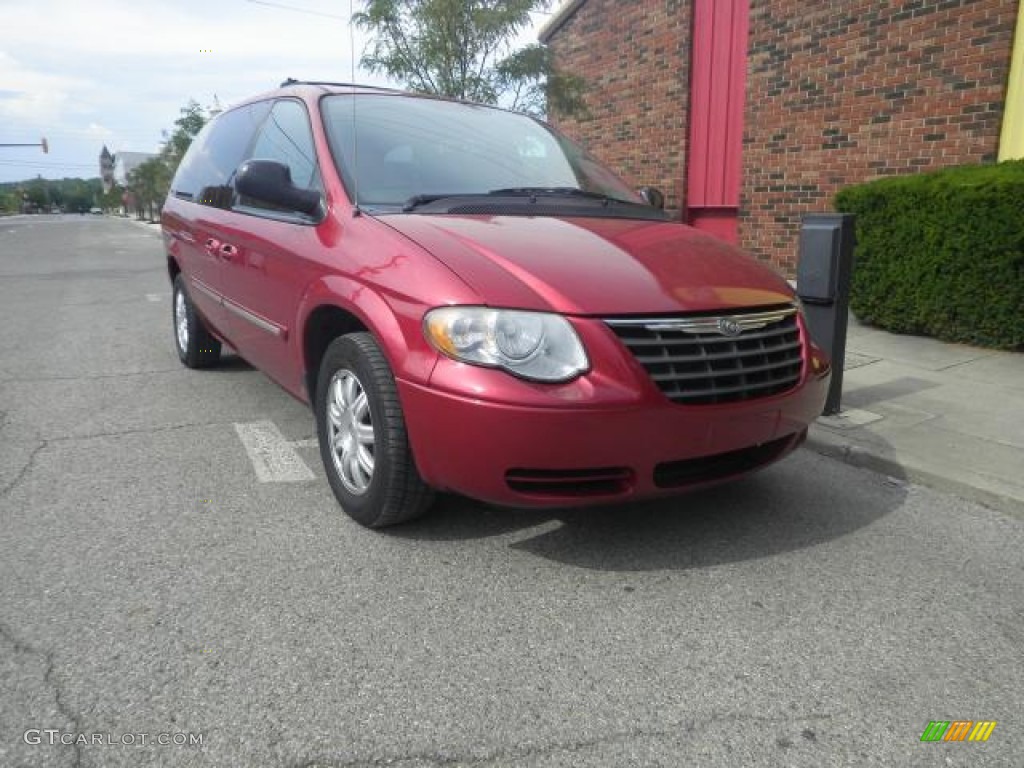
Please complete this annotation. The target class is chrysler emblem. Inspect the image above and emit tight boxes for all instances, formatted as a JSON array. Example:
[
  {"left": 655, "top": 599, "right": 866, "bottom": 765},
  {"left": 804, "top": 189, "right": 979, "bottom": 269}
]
[{"left": 717, "top": 317, "right": 743, "bottom": 336}]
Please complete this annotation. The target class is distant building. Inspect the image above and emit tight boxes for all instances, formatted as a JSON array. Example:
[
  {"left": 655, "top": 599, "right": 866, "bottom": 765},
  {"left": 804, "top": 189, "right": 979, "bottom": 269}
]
[
  {"left": 98, "top": 146, "right": 157, "bottom": 192},
  {"left": 99, "top": 146, "right": 115, "bottom": 193},
  {"left": 112, "top": 151, "right": 158, "bottom": 186}
]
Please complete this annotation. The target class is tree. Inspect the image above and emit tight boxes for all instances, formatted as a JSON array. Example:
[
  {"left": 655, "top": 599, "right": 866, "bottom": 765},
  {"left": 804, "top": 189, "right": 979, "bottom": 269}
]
[
  {"left": 161, "top": 100, "right": 208, "bottom": 168},
  {"left": 22, "top": 178, "right": 48, "bottom": 211},
  {"left": 0, "top": 177, "right": 102, "bottom": 213},
  {"left": 129, "top": 158, "right": 173, "bottom": 221},
  {"left": 354, "top": 0, "right": 585, "bottom": 117},
  {"left": 62, "top": 178, "right": 99, "bottom": 213},
  {"left": 120, "top": 98, "right": 208, "bottom": 220},
  {"left": 0, "top": 190, "right": 17, "bottom": 214},
  {"left": 99, "top": 184, "right": 123, "bottom": 213}
]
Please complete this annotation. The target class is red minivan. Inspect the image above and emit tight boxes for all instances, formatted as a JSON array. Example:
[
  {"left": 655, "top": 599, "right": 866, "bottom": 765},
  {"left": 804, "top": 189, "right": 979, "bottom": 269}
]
[{"left": 162, "top": 80, "right": 830, "bottom": 527}]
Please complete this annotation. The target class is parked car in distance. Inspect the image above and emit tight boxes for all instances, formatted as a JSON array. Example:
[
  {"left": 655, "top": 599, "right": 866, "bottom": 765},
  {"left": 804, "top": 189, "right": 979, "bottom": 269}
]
[
  {"left": 162, "top": 80, "right": 831, "bottom": 528},
  {"left": 89, "top": 207, "right": 103, "bottom": 215}
]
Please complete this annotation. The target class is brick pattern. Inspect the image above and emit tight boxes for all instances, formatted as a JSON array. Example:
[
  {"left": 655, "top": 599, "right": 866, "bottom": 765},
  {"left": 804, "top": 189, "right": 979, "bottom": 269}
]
[
  {"left": 546, "top": 0, "right": 1018, "bottom": 273},
  {"left": 743, "top": 0, "right": 1018, "bottom": 271},
  {"left": 546, "top": 0, "right": 692, "bottom": 213}
]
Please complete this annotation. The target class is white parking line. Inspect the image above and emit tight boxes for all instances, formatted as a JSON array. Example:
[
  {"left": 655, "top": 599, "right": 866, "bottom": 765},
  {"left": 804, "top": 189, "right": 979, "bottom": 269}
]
[
  {"left": 234, "top": 420, "right": 315, "bottom": 482},
  {"left": 146, "top": 293, "right": 164, "bottom": 302}
]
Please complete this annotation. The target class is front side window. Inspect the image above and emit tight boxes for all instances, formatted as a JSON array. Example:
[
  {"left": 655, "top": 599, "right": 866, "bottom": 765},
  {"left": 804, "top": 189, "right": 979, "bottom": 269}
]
[
  {"left": 247, "top": 99, "right": 319, "bottom": 191},
  {"left": 171, "top": 101, "right": 271, "bottom": 208},
  {"left": 320, "top": 95, "right": 657, "bottom": 218}
]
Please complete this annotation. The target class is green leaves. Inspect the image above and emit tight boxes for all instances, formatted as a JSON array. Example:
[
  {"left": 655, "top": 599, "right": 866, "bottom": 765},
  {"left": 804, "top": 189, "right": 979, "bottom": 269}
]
[
  {"left": 835, "top": 161, "right": 1024, "bottom": 350},
  {"left": 354, "top": 0, "right": 585, "bottom": 116},
  {"left": 495, "top": 43, "right": 587, "bottom": 117},
  {"left": 0, "top": 177, "right": 102, "bottom": 213},
  {"left": 116, "top": 99, "right": 209, "bottom": 220},
  {"left": 128, "top": 157, "right": 174, "bottom": 220},
  {"left": 161, "top": 100, "right": 207, "bottom": 168}
]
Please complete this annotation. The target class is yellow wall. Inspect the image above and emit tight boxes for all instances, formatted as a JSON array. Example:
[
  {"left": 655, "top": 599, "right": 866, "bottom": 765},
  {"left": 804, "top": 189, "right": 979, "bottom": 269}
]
[{"left": 999, "top": 2, "right": 1024, "bottom": 160}]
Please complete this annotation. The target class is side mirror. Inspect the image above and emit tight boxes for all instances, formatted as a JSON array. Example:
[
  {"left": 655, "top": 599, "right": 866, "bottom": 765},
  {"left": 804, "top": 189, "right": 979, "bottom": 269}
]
[
  {"left": 235, "top": 160, "right": 322, "bottom": 218},
  {"left": 638, "top": 186, "right": 665, "bottom": 210}
]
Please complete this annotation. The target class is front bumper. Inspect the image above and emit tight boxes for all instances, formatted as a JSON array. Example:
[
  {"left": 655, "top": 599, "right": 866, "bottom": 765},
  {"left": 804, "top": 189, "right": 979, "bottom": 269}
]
[{"left": 398, "top": 365, "right": 828, "bottom": 507}]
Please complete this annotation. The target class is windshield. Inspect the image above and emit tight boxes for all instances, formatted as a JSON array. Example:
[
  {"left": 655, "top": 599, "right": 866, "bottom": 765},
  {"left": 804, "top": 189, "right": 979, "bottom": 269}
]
[{"left": 320, "top": 94, "right": 645, "bottom": 211}]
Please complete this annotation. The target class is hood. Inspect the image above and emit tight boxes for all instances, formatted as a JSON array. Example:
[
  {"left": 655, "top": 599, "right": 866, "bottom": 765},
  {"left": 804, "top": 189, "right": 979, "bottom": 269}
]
[{"left": 380, "top": 214, "right": 795, "bottom": 315}]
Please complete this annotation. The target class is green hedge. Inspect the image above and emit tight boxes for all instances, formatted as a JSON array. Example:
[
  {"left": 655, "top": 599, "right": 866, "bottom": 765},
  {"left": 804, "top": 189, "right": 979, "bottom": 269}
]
[{"left": 834, "top": 161, "right": 1024, "bottom": 350}]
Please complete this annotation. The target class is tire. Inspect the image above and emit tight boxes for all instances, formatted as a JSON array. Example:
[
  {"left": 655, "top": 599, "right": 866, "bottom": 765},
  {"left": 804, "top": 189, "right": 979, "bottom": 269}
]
[
  {"left": 172, "top": 274, "right": 222, "bottom": 368},
  {"left": 315, "top": 333, "right": 434, "bottom": 527}
]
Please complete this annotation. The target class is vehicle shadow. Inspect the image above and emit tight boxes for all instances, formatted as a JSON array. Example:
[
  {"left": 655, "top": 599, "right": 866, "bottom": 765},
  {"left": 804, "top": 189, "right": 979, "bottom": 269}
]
[
  {"left": 208, "top": 353, "right": 253, "bottom": 372},
  {"left": 390, "top": 448, "right": 908, "bottom": 572}
]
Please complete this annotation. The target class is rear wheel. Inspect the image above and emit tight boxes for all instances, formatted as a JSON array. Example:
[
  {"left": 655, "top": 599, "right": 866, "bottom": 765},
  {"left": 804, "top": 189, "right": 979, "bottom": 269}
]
[
  {"left": 315, "top": 333, "right": 434, "bottom": 527},
  {"left": 172, "top": 274, "right": 221, "bottom": 368}
]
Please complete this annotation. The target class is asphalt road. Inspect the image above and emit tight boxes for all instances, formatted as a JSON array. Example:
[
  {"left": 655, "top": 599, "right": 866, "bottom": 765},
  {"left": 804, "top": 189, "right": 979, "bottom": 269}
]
[{"left": 1, "top": 215, "right": 1022, "bottom": 768}]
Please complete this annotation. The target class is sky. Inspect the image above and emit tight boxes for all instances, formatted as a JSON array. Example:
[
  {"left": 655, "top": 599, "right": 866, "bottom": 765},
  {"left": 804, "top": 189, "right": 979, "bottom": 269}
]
[{"left": 0, "top": 0, "right": 553, "bottom": 183}]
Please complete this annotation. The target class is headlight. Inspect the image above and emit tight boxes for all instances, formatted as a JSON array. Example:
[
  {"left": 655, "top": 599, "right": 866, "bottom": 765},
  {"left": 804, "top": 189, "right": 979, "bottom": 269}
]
[{"left": 424, "top": 307, "right": 588, "bottom": 382}]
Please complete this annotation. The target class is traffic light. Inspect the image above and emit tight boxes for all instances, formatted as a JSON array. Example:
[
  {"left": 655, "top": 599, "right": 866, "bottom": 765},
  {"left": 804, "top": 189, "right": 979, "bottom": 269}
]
[{"left": 41, "top": 137, "right": 48, "bottom": 154}]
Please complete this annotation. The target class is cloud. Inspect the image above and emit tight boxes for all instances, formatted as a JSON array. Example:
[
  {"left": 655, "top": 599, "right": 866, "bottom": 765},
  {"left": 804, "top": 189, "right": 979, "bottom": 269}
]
[
  {"left": 0, "top": 0, "right": 548, "bottom": 182},
  {"left": 0, "top": 52, "right": 89, "bottom": 125},
  {"left": 2, "top": 0, "right": 363, "bottom": 60},
  {"left": 85, "top": 123, "right": 114, "bottom": 139},
  {"left": 0, "top": 0, "right": 367, "bottom": 181}
]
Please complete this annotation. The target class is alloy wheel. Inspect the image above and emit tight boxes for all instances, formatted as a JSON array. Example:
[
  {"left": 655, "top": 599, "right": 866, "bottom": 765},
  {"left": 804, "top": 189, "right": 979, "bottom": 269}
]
[
  {"left": 327, "top": 369, "right": 375, "bottom": 494},
  {"left": 175, "top": 289, "right": 189, "bottom": 352}
]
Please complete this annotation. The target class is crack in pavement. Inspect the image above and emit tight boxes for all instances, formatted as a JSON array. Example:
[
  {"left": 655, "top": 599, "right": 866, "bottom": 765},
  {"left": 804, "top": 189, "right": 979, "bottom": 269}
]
[
  {"left": 1, "top": 368, "right": 185, "bottom": 384},
  {"left": 0, "top": 296, "right": 167, "bottom": 310},
  {"left": 2, "top": 267, "right": 160, "bottom": 281},
  {"left": 46, "top": 420, "right": 246, "bottom": 444},
  {"left": 1, "top": 421, "right": 243, "bottom": 500},
  {"left": 0, "top": 621, "right": 83, "bottom": 768},
  {"left": 285, "top": 710, "right": 840, "bottom": 768},
  {"left": 0, "top": 440, "right": 47, "bottom": 500}
]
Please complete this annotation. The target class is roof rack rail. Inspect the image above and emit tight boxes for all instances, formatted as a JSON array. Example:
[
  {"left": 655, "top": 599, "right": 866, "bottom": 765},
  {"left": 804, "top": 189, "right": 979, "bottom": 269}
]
[{"left": 279, "top": 78, "right": 403, "bottom": 92}]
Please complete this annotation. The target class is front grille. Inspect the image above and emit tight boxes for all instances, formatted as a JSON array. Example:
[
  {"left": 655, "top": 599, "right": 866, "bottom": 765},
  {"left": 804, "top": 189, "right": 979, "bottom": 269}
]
[{"left": 606, "top": 306, "right": 803, "bottom": 405}]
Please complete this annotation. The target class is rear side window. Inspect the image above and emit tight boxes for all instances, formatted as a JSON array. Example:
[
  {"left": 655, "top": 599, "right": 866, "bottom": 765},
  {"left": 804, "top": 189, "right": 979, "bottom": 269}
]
[{"left": 171, "top": 101, "right": 271, "bottom": 208}]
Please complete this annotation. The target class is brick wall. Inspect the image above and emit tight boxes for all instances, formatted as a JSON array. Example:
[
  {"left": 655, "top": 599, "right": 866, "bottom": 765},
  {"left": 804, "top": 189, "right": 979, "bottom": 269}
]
[
  {"left": 546, "top": 0, "right": 692, "bottom": 212},
  {"left": 743, "top": 0, "right": 1019, "bottom": 271},
  {"left": 546, "top": 0, "right": 1018, "bottom": 273}
]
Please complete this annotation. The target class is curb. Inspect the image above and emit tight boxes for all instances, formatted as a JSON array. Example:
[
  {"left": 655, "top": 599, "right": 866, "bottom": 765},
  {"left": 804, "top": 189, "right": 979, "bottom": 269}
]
[
  {"left": 805, "top": 427, "right": 1024, "bottom": 519},
  {"left": 116, "top": 215, "right": 162, "bottom": 234}
]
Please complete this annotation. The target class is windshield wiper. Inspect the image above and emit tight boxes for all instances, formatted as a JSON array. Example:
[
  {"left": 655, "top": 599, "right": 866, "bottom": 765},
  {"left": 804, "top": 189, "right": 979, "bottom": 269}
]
[
  {"left": 402, "top": 193, "right": 481, "bottom": 212},
  {"left": 401, "top": 188, "right": 647, "bottom": 213},
  {"left": 487, "top": 187, "right": 639, "bottom": 206}
]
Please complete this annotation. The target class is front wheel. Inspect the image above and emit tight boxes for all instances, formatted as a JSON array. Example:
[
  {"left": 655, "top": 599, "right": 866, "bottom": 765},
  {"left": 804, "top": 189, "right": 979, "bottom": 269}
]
[{"left": 315, "top": 333, "right": 434, "bottom": 527}]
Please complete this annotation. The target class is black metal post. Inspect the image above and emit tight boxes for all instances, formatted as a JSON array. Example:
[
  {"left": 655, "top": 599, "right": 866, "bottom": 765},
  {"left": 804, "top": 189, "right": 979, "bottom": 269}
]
[{"left": 796, "top": 213, "right": 856, "bottom": 415}]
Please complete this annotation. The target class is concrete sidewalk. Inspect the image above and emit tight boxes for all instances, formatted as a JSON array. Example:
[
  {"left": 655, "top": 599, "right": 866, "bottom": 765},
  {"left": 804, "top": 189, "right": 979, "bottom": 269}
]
[{"left": 806, "top": 315, "right": 1024, "bottom": 516}]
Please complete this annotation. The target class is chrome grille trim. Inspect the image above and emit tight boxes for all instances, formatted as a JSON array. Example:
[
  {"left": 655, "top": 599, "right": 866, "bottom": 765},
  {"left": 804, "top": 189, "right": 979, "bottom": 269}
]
[
  {"left": 605, "top": 306, "right": 804, "bottom": 405},
  {"left": 607, "top": 306, "right": 797, "bottom": 333}
]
